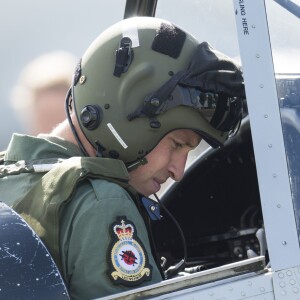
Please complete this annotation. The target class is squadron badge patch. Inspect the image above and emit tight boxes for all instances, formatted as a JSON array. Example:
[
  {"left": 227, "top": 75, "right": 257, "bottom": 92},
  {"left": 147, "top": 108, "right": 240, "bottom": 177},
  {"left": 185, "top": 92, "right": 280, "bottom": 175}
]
[{"left": 107, "top": 216, "right": 152, "bottom": 286}]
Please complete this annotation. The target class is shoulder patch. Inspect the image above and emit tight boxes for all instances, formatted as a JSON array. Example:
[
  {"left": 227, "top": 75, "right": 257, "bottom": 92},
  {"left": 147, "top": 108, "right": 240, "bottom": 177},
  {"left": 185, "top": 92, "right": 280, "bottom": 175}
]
[{"left": 107, "top": 216, "right": 152, "bottom": 286}]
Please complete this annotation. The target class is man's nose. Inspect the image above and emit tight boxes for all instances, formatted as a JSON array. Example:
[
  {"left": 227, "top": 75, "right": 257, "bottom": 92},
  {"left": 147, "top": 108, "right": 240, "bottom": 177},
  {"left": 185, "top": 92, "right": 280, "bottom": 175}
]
[{"left": 169, "top": 154, "right": 187, "bottom": 182}]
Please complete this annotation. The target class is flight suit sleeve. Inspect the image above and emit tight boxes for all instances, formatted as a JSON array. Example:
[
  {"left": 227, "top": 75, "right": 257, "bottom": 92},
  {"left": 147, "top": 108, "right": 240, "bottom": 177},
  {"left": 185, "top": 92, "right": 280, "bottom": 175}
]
[{"left": 59, "top": 179, "right": 162, "bottom": 300}]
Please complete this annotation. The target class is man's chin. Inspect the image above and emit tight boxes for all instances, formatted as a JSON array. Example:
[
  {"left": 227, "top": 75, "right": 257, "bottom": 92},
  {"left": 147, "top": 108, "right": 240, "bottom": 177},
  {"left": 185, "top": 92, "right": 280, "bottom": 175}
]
[
  {"left": 141, "top": 187, "right": 160, "bottom": 198},
  {"left": 129, "top": 181, "right": 161, "bottom": 197},
  {"left": 151, "top": 180, "right": 161, "bottom": 195}
]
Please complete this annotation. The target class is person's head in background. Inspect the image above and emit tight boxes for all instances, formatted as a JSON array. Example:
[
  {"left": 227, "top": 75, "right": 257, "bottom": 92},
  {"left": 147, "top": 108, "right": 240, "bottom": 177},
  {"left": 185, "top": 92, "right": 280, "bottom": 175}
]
[{"left": 11, "top": 51, "right": 77, "bottom": 135}]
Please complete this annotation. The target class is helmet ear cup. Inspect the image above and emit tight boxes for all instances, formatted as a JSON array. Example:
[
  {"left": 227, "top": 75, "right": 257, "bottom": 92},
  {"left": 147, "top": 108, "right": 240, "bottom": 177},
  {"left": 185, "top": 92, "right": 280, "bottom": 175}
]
[{"left": 80, "top": 105, "right": 102, "bottom": 130}]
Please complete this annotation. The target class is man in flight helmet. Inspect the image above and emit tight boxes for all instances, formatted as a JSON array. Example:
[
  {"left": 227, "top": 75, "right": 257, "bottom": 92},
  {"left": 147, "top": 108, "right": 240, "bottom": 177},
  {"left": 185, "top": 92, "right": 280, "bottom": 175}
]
[{"left": 0, "top": 17, "right": 244, "bottom": 299}]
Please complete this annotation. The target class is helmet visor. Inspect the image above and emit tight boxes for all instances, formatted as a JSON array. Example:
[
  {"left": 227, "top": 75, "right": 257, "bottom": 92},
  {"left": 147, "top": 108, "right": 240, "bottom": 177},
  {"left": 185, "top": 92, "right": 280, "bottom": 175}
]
[
  {"left": 171, "top": 85, "right": 243, "bottom": 133},
  {"left": 128, "top": 41, "right": 245, "bottom": 143}
]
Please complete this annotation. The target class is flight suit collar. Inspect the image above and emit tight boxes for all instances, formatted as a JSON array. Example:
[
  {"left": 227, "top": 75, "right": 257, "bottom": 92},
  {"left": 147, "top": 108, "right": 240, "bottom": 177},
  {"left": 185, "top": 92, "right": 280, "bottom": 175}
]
[{"left": 5, "top": 133, "right": 82, "bottom": 163}]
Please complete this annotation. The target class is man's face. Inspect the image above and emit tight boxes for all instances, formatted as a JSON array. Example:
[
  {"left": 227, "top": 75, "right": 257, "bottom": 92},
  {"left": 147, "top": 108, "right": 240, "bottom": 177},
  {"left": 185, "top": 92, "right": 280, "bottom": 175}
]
[
  {"left": 129, "top": 129, "right": 201, "bottom": 196},
  {"left": 32, "top": 85, "right": 68, "bottom": 135}
]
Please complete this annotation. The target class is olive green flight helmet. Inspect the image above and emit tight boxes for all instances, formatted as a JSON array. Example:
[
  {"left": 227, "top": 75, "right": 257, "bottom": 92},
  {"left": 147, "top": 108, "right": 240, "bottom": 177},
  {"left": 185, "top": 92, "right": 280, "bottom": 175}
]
[{"left": 70, "top": 17, "right": 245, "bottom": 168}]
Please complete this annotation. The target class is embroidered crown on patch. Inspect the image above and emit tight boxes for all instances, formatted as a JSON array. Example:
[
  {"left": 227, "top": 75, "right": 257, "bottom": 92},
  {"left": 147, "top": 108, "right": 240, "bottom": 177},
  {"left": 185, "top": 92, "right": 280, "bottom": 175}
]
[
  {"left": 107, "top": 216, "right": 152, "bottom": 286},
  {"left": 114, "top": 220, "right": 134, "bottom": 240}
]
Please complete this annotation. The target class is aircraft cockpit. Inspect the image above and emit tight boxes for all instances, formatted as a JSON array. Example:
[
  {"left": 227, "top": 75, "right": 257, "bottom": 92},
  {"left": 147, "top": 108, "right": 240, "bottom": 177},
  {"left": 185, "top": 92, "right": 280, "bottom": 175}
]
[{"left": 100, "top": 0, "right": 300, "bottom": 299}]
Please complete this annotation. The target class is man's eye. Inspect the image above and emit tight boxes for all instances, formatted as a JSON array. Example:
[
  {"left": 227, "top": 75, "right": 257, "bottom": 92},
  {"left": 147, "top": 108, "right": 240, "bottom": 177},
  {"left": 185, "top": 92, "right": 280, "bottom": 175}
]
[{"left": 174, "top": 142, "right": 183, "bottom": 148}]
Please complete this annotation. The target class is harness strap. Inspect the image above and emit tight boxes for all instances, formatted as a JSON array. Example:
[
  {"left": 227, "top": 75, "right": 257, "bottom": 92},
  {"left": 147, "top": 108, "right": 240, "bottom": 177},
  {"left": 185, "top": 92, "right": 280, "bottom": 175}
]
[{"left": 0, "top": 151, "right": 5, "bottom": 165}]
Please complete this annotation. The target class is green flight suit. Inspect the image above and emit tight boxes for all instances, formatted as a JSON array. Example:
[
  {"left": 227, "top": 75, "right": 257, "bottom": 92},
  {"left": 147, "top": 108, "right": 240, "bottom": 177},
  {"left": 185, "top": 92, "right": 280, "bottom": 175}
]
[{"left": 0, "top": 134, "right": 162, "bottom": 300}]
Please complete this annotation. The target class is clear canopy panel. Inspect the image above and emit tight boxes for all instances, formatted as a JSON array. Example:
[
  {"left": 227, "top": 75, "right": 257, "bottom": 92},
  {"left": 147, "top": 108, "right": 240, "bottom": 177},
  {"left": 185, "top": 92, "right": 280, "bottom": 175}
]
[{"left": 267, "top": 0, "right": 300, "bottom": 239}]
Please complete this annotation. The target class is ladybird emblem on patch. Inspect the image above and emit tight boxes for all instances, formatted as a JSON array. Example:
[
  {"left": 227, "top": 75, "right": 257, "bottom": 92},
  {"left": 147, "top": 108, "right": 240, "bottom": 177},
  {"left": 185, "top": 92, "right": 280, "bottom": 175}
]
[{"left": 107, "top": 216, "right": 152, "bottom": 286}]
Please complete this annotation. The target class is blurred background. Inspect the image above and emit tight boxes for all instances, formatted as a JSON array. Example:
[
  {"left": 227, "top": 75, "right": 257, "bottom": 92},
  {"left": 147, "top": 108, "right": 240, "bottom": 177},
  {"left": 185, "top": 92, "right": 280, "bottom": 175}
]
[{"left": 0, "top": 1, "right": 126, "bottom": 149}]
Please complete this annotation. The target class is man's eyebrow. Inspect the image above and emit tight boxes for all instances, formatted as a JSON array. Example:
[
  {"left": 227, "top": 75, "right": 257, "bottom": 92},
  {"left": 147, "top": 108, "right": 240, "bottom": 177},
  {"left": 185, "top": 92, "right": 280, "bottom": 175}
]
[
  {"left": 179, "top": 138, "right": 199, "bottom": 149},
  {"left": 172, "top": 134, "right": 200, "bottom": 148}
]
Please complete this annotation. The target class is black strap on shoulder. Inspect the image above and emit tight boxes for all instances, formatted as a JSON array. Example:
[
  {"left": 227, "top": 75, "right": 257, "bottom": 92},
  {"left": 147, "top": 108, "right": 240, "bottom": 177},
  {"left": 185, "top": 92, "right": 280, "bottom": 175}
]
[{"left": 0, "top": 151, "right": 6, "bottom": 165}]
